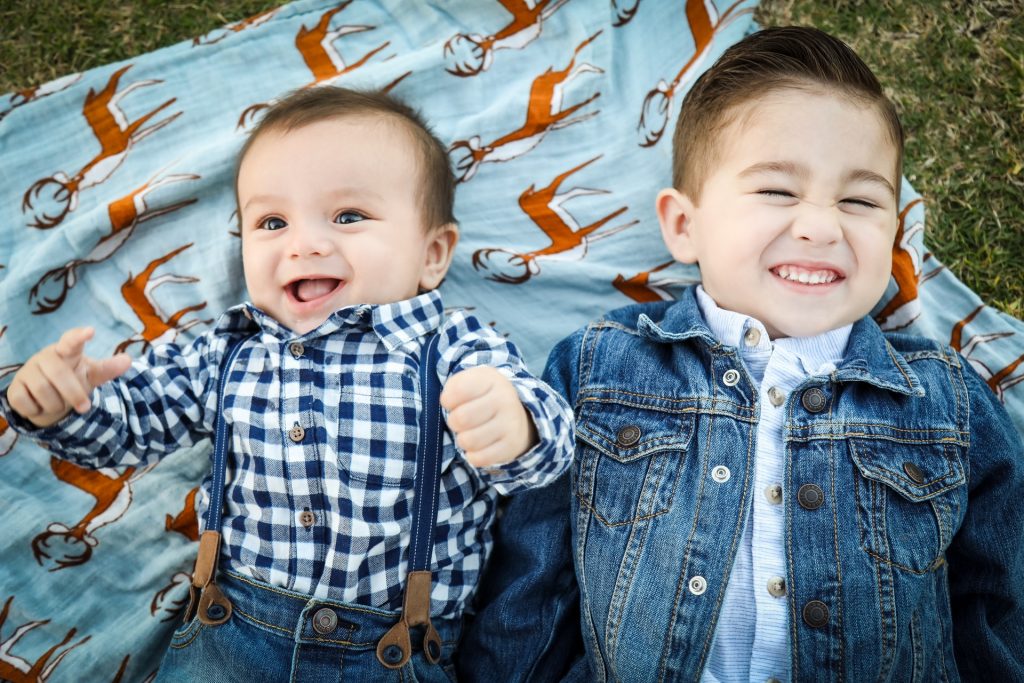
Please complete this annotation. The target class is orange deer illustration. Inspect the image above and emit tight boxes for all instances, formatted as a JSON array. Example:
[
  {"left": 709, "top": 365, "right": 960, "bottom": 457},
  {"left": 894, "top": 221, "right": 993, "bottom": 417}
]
[
  {"left": 449, "top": 32, "right": 603, "bottom": 183},
  {"left": 0, "top": 73, "right": 82, "bottom": 123},
  {"left": 443, "top": 0, "right": 570, "bottom": 76},
  {"left": 238, "top": 2, "right": 389, "bottom": 128},
  {"left": 873, "top": 198, "right": 926, "bottom": 330},
  {"left": 165, "top": 487, "right": 200, "bottom": 542},
  {"left": 22, "top": 65, "right": 181, "bottom": 230},
  {"left": 32, "top": 458, "right": 156, "bottom": 571},
  {"left": 193, "top": 7, "right": 281, "bottom": 46},
  {"left": 638, "top": 0, "right": 753, "bottom": 146},
  {"left": 115, "top": 243, "right": 212, "bottom": 355},
  {"left": 28, "top": 169, "right": 199, "bottom": 315},
  {"left": 0, "top": 596, "right": 90, "bottom": 682},
  {"left": 613, "top": 260, "right": 698, "bottom": 303},
  {"left": 472, "top": 156, "right": 636, "bottom": 284},
  {"left": 950, "top": 306, "right": 1024, "bottom": 402}
]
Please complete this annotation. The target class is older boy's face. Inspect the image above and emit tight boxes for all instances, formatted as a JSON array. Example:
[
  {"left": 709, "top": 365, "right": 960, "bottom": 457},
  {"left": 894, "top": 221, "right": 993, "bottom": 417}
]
[
  {"left": 237, "top": 116, "right": 455, "bottom": 335},
  {"left": 658, "top": 88, "right": 899, "bottom": 338}
]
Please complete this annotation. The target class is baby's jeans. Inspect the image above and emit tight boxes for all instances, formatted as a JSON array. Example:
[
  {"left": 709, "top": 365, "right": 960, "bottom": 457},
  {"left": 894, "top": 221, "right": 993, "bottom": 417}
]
[{"left": 155, "top": 569, "right": 460, "bottom": 682}]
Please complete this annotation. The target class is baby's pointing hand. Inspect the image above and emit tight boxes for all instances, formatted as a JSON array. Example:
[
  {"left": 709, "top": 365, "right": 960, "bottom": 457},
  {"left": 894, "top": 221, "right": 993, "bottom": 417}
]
[
  {"left": 7, "top": 327, "right": 132, "bottom": 428},
  {"left": 440, "top": 366, "right": 539, "bottom": 468}
]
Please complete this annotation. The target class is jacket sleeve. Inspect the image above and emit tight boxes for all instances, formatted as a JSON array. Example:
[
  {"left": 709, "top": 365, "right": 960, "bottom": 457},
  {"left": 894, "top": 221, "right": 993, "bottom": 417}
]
[
  {"left": 0, "top": 332, "right": 224, "bottom": 469},
  {"left": 948, "top": 360, "right": 1024, "bottom": 679},
  {"left": 456, "top": 329, "right": 590, "bottom": 682},
  {"left": 438, "top": 311, "right": 575, "bottom": 495}
]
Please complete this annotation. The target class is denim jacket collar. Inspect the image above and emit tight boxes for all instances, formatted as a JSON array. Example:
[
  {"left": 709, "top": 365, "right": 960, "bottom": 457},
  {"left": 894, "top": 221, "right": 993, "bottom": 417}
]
[{"left": 636, "top": 286, "right": 923, "bottom": 397}]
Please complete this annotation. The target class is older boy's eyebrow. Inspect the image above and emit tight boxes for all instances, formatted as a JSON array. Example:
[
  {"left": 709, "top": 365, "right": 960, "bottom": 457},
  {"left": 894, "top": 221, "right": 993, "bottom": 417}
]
[
  {"left": 845, "top": 169, "right": 896, "bottom": 198},
  {"left": 738, "top": 161, "right": 805, "bottom": 179}
]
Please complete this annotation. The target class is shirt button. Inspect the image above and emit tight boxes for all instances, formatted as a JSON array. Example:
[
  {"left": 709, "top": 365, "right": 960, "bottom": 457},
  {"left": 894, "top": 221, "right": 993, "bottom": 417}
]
[
  {"left": 711, "top": 465, "right": 731, "bottom": 483},
  {"left": 312, "top": 607, "right": 338, "bottom": 634},
  {"left": 803, "top": 600, "right": 830, "bottom": 628},
  {"left": 289, "top": 341, "right": 305, "bottom": 359},
  {"left": 767, "top": 386, "right": 786, "bottom": 407},
  {"left": 298, "top": 510, "right": 316, "bottom": 528},
  {"left": 767, "top": 576, "right": 786, "bottom": 597},
  {"left": 289, "top": 422, "right": 305, "bottom": 442},
  {"left": 722, "top": 369, "right": 741, "bottom": 387},
  {"left": 801, "top": 387, "right": 828, "bottom": 413},
  {"left": 797, "top": 483, "right": 825, "bottom": 510},
  {"left": 767, "top": 678, "right": 782, "bottom": 683},
  {"left": 743, "top": 327, "right": 762, "bottom": 346},
  {"left": 688, "top": 576, "right": 707, "bottom": 595},
  {"left": 765, "top": 484, "right": 783, "bottom": 505}
]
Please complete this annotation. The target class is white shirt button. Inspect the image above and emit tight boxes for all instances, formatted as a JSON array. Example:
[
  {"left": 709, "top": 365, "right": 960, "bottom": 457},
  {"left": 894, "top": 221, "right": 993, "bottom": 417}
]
[
  {"left": 765, "top": 484, "right": 783, "bottom": 505},
  {"left": 767, "top": 678, "right": 782, "bottom": 683},
  {"left": 289, "top": 341, "right": 305, "bottom": 358},
  {"left": 767, "top": 576, "right": 786, "bottom": 597},
  {"left": 767, "top": 386, "right": 786, "bottom": 407},
  {"left": 744, "top": 327, "right": 762, "bottom": 346}
]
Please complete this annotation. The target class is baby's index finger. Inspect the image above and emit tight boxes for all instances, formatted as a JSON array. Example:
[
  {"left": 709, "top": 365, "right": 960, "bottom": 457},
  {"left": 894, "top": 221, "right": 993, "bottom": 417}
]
[{"left": 54, "top": 327, "right": 94, "bottom": 359}]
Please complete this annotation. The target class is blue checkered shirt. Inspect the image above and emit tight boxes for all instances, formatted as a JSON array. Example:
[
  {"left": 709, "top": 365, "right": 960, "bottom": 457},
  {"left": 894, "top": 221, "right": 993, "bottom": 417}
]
[{"left": 3, "top": 291, "right": 574, "bottom": 618}]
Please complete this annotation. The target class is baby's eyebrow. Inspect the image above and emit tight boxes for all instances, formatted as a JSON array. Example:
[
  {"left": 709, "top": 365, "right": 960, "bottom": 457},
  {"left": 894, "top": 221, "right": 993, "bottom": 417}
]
[{"left": 241, "top": 194, "right": 281, "bottom": 211}]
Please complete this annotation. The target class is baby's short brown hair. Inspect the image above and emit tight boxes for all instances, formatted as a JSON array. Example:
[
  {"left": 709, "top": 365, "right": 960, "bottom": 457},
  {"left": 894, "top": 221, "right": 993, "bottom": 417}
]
[
  {"left": 236, "top": 86, "right": 456, "bottom": 230},
  {"left": 673, "top": 26, "right": 904, "bottom": 203}
]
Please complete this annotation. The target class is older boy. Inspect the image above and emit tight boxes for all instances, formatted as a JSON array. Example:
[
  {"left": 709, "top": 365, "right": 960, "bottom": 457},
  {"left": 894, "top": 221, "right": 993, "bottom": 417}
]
[
  {"left": 1, "top": 86, "right": 573, "bottom": 681},
  {"left": 461, "top": 26, "right": 1024, "bottom": 681}
]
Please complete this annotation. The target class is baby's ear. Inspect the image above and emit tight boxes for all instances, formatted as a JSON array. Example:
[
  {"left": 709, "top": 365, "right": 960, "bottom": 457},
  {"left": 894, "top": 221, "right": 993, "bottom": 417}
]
[
  {"left": 420, "top": 223, "right": 459, "bottom": 290},
  {"left": 656, "top": 188, "right": 699, "bottom": 264}
]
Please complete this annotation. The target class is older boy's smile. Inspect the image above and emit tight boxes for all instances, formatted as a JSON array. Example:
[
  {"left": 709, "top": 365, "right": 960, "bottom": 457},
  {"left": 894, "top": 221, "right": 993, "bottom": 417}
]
[{"left": 770, "top": 263, "right": 845, "bottom": 287}]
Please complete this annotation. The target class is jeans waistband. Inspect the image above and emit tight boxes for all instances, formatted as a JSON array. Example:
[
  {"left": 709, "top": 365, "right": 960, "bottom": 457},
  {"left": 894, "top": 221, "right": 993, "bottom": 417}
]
[{"left": 217, "top": 568, "right": 461, "bottom": 649}]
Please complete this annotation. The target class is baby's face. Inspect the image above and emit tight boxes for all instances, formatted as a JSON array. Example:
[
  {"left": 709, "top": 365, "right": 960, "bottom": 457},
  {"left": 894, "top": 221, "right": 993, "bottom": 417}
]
[
  {"left": 660, "top": 88, "right": 900, "bottom": 338},
  {"left": 238, "top": 116, "right": 451, "bottom": 334}
]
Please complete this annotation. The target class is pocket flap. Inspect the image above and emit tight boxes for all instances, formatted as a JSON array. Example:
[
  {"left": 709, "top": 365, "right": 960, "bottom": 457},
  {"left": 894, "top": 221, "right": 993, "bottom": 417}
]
[
  {"left": 849, "top": 439, "right": 964, "bottom": 502},
  {"left": 576, "top": 398, "right": 694, "bottom": 463}
]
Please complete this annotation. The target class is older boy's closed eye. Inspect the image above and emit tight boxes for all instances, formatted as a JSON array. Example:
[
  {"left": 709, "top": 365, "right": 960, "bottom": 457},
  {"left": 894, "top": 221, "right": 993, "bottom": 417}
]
[{"left": 1, "top": 86, "right": 574, "bottom": 681}]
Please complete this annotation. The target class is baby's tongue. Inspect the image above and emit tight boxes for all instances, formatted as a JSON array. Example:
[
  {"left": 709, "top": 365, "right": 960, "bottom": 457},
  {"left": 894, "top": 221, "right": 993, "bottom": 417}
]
[{"left": 296, "top": 278, "right": 337, "bottom": 302}]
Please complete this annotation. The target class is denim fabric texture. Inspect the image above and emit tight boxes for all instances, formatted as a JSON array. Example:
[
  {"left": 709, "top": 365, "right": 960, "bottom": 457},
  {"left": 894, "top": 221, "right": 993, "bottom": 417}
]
[
  {"left": 460, "top": 285, "right": 1024, "bottom": 682},
  {"left": 156, "top": 569, "right": 459, "bottom": 682}
]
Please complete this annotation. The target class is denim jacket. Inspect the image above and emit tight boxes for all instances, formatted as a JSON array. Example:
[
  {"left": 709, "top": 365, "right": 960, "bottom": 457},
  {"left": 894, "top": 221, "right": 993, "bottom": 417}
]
[{"left": 458, "top": 287, "right": 1024, "bottom": 682}]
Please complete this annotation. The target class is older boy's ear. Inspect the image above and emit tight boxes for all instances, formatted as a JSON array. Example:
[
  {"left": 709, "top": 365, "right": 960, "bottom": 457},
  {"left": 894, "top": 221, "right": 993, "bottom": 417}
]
[
  {"left": 420, "top": 223, "right": 459, "bottom": 290},
  {"left": 656, "top": 188, "right": 699, "bottom": 264}
]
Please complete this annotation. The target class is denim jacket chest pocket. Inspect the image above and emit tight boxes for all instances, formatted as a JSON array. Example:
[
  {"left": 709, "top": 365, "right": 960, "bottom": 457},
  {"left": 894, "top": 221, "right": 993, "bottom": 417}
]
[
  {"left": 848, "top": 437, "right": 967, "bottom": 573},
  {"left": 574, "top": 397, "right": 695, "bottom": 527}
]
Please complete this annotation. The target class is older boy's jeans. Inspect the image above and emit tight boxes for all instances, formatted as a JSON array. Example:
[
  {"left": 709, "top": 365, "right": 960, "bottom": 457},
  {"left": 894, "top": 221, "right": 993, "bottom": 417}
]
[{"left": 156, "top": 569, "right": 459, "bottom": 682}]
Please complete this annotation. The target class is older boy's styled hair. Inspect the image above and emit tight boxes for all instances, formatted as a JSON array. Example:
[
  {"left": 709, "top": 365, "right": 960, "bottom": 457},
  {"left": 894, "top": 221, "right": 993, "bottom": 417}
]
[
  {"left": 673, "top": 26, "right": 904, "bottom": 203},
  {"left": 236, "top": 86, "right": 457, "bottom": 230}
]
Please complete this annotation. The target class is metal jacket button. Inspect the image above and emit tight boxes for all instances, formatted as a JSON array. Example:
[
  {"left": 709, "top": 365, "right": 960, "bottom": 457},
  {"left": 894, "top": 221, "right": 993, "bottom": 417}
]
[
  {"left": 800, "top": 387, "right": 827, "bottom": 413},
  {"left": 616, "top": 425, "right": 641, "bottom": 448},
  {"left": 688, "top": 576, "right": 707, "bottom": 595},
  {"left": 723, "top": 369, "right": 741, "bottom": 387},
  {"left": 289, "top": 423, "right": 305, "bottom": 442},
  {"left": 803, "top": 600, "right": 830, "bottom": 628},
  {"left": 312, "top": 607, "right": 338, "bottom": 634},
  {"left": 903, "top": 462, "right": 925, "bottom": 484},
  {"left": 797, "top": 484, "right": 824, "bottom": 510},
  {"left": 289, "top": 341, "right": 305, "bottom": 359}
]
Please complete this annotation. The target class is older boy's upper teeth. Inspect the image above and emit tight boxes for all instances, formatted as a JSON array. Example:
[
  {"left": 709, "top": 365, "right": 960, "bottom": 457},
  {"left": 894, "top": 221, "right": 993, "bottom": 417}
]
[{"left": 776, "top": 265, "right": 838, "bottom": 284}]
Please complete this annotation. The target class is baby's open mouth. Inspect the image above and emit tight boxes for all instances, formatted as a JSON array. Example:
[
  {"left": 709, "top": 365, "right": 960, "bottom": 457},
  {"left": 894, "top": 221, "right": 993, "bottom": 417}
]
[{"left": 288, "top": 278, "right": 343, "bottom": 303}]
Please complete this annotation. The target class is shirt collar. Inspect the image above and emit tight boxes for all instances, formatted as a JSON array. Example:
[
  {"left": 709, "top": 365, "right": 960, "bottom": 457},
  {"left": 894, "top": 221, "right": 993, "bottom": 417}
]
[
  {"left": 211, "top": 290, "right": 445, "bottom": 351},
  {"left": 636, "top": 285, "right": 920, "bottom": 395},
  {"left": 695, "top": 285, "right": 850, "bottom": 376}
]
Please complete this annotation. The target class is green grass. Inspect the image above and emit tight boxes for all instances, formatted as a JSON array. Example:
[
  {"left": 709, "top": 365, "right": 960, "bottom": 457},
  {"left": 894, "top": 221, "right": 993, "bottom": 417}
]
[
  {"left": 757, "top": 0, "right": 1024, "bottom": 319},
  {"left": 2, "top": 1, "right": 1021, "bottom": 318}
]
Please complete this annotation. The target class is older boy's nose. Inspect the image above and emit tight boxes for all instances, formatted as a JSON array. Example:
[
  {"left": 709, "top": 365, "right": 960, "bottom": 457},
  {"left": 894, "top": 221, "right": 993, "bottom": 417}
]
[{"left": 791, "top": 204, "right": 842, "bottom": 244}]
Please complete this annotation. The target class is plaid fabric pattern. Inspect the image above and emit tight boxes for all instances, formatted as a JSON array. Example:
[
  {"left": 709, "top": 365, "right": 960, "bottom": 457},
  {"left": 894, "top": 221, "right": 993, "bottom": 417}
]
[{"left": 4, "top": 290, "right": 573, "bottom": 617}]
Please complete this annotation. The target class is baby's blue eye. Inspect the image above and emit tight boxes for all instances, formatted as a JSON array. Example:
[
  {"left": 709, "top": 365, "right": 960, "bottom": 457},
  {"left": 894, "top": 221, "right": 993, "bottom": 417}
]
[
  {"left": 260, "top": 217, "right": 287, "bottom": 231},
  {"left": 335, "top": 211, "right": 365, "bottom": 225}
]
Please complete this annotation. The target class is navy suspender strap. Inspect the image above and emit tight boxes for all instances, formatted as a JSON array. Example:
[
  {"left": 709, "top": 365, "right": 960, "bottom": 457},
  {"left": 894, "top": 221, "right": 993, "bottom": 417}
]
[
  {"left": 185, "top": 334, "right": 250, "bottom": 626},
  {"left": 377, "top": 331, "right": 445, "bottom": 669}
]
